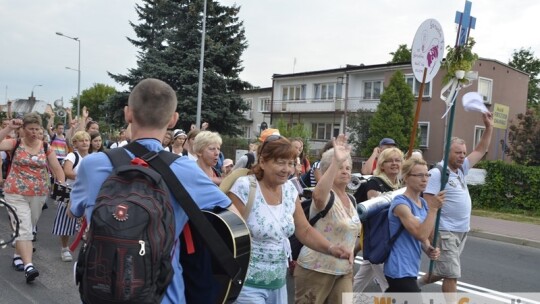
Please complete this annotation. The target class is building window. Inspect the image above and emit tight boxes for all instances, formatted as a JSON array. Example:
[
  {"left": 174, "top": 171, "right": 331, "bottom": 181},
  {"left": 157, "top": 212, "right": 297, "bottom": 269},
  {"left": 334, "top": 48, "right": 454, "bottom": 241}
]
[
  {"left": 282, "top": 85, "right": 306, "bottom": 101},
  {"left": 405, "top": 75, "right": 431, "bottom": 98},
  {"left": 314, "top": 83, "right": 343, "bottom": 100},
  {"left": 363, "top": 80, "right": 383, "bottom": 100},
  {"left": 258, "top": 96, "right": 271, "bottom": 112},
  {"left": 241, "top": 125, "right": 252, "bottom": 139},
  {"left": 474, "top": 125, "right": 485, "bottom": 148},
  {"left": 478, "top": 77, "right": 493, "bottom": 104},
  {"left": 418, "top": 122, "right": 430, "bottom": 147},
  {"left": 243, "top": 98, "right": 253, "bottom": 119},
  {"left": 311, "top": 123, "right": 340, "bottom": 140}
]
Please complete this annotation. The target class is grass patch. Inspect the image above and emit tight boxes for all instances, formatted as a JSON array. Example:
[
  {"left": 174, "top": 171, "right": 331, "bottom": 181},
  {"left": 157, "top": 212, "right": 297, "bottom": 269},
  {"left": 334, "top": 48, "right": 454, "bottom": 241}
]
[{"left": 472, "top": 209, "right": 540, "bottom": 225}]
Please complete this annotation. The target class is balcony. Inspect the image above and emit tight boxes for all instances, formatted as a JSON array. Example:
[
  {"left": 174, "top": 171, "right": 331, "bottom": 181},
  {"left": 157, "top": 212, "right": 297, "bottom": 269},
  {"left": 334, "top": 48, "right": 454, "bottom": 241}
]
[{"left": 270, "top": 98, "right": 379, "bottom": 113}]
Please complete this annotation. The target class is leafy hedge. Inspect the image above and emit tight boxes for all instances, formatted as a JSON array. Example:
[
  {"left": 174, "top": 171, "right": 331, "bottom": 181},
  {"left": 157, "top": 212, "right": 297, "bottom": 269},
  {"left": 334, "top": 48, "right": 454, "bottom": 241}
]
[{"left": 469, "top": 161, "right": 540, "bottom": 216}]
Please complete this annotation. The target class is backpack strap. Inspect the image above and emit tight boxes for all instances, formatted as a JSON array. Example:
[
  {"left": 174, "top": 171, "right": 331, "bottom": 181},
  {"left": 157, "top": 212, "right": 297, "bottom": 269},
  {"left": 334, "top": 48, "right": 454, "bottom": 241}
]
[
  {"left": 73, "top": 152, "right": 80, "bottom": 169},
  {"left": 308, "top": 191, "right": 335, "bottom": 226},
  {"left": 124, "top": 142, "right": 243, "bottom": 286}
]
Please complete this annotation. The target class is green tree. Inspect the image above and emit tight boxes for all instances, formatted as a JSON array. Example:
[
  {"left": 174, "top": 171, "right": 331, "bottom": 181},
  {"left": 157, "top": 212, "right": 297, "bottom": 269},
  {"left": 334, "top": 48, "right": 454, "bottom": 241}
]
[
  {"left": 109, "top": 0, "right": 250, "bottom": 135},
  {"left": 274, "top": 117, "right": 311, "bottom": 156},
  {"left": 100, "top": 91, "right": 130, "bottom": 130},
  {"left": 364, "top": 70, "right": 415, "bottom": 155},
  {"left": 508, "top": 48, "right": 540, "bottom": 108},
  {"left": 72, "top": 83, "right": 117, "bottom": 123},
  {"left": 505, "top": 108, "right": 540, "bottom": 166},
  {"left": 388, "top": 44, "right": 411, "bottom": 64},
  {"left": 347, "top": 109, "right": 375, "bottom": 156}
]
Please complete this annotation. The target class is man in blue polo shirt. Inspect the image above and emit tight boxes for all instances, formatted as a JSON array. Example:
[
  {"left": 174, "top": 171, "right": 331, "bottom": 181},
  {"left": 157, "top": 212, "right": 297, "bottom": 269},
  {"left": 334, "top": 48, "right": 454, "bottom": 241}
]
[{"left": 69, "top": 78, "right": 234, "bottom": 303}]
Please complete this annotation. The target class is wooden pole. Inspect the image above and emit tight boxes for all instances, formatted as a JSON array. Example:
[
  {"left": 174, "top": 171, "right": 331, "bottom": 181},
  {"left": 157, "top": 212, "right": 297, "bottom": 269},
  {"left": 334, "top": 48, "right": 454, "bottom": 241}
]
[{"left": 407, "top": 67, "right": 428, "bottom": 159}]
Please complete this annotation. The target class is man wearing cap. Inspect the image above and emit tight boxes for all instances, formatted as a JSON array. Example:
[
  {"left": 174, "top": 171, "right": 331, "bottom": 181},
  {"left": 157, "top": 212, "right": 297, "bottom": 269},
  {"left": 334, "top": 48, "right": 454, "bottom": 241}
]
[
  {"left": 233, "top": 128, "right": 279, "bottom": 170},
  {"left": 360, "top": 138, "right": 397, "bottom": 175}
]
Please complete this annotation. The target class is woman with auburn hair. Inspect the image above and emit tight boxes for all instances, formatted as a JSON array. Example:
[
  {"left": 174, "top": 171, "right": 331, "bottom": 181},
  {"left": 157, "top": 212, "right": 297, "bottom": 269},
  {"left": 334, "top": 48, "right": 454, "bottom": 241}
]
[{"left": 226, "top": 134, "right": 352, "bottom": 304}]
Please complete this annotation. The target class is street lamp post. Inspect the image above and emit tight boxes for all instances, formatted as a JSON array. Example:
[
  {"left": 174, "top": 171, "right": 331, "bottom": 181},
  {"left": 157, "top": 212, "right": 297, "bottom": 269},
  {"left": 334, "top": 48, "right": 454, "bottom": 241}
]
[
  {"left": 30, "top": 84, "right": 43, "bottom": 99},
  {"left": 56, "top": 32, "right": 81, "bottom": 118}
]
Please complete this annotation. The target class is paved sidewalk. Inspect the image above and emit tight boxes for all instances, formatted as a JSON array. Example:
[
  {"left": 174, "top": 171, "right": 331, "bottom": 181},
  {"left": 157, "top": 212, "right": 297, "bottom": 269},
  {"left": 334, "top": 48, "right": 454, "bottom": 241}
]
[{"left": 469, "top": 215, "right": 540, "bottom": 249}]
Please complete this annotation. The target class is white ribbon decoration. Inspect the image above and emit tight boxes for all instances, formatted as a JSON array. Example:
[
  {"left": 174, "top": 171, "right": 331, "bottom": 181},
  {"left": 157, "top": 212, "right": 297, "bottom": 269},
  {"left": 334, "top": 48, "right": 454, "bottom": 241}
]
[{"left": 439, "top": 71, "right": 477, "bottom": 119}]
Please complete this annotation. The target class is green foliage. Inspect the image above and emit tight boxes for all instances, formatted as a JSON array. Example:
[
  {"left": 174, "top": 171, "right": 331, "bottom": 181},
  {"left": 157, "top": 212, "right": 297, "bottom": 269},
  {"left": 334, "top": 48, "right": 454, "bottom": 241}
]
[
  {"left": 442, "top": 37, "right": 479, "bottom": 85},
  {"left": 109, "top": 0, "right": 251, "bottom": 135},
  {"left": 508, "top": 48, "right": 540, "bottom": 107},
  {"left": 72, "top": 83, "right": 116, "bottom": 122},
  {"left": 364, "top": 70, "right": 415, "bottom": 156},
  {"left": 388, "top": 44, "right": 411, "bottom": 64},
  {"left": 100, "top": 91, "right": 130, "bottom": 130},
  {"left": 274, "top": 117, "right": 311, "bottom": 155},
  {"left": 469, "top": 161, "right": 540, "bottom": 215},
  {"left": 347, "top": 109, "right": 374, "bottom": 156},
  {"left": 505, "top": 108, "right": 540, "bottom": 166}
]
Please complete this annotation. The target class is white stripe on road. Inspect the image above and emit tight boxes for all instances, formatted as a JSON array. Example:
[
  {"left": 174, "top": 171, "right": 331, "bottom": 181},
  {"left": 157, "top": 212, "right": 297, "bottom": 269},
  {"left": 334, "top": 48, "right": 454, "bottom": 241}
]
[{"left": 354, "top": 256, "right": 540, "bottom": 304}]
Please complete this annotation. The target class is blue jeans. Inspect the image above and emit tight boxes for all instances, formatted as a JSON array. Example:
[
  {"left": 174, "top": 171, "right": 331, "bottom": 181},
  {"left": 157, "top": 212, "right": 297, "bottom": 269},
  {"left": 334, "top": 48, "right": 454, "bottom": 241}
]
[{"left": 234, "top": 285, "right": 287, "bottom": 304}]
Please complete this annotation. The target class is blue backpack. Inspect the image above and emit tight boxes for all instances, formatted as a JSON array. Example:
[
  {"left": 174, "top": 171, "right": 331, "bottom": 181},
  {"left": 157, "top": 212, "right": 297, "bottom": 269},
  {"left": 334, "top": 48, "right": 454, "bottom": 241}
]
[{"left": 361, "top": 195, "right": 411, "bottom": 264}]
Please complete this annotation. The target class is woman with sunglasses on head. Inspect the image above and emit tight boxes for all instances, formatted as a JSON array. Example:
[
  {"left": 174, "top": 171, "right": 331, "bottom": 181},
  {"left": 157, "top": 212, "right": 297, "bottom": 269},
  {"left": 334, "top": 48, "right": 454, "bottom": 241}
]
[
  {"left": 384, "top": 157, "right": 445, "bottom": 296},
  {"left": 353, "top": 147, "right": 404, "bottom": 293},
  {"left": 227, "top": 133, "right": 351, "bottom": 304},
  {"left": 0, "top": 114, "right": 65, "bottom": 283},
  {"left": 294, "top": 134, "right": 361, "bottom": 304}
]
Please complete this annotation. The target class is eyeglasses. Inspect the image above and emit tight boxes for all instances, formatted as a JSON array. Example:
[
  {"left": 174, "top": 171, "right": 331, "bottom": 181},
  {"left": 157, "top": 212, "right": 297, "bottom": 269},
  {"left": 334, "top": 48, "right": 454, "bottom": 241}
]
[
  {"left": 260, "top": 135, "right": 282, "bottom": 153},
  {"left": 409, "top": 173, "right": 431, "bottom": 178},
  {"left": 384, "top": 158, "right": 402, "bottom": 164}
]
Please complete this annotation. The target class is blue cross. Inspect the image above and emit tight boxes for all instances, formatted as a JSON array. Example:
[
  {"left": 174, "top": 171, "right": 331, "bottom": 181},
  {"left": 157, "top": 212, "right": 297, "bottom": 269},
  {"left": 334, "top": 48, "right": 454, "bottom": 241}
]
[{"left": 454, "top": 0, "right": 476, "bottom": 46}]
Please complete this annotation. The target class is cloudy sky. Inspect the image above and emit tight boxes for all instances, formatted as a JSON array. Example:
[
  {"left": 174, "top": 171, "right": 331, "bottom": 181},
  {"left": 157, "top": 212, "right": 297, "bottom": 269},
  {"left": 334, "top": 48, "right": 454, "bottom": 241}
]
[{"left": 1, "top": 0, "right": 539, "bottom": 107}]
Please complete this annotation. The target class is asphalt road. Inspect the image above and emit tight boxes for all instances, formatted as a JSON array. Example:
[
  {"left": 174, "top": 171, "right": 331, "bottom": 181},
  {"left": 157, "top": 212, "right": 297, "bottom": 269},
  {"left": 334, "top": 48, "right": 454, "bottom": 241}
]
[{"left": 1, "top": 202, "right": 539, "bottom": 304}]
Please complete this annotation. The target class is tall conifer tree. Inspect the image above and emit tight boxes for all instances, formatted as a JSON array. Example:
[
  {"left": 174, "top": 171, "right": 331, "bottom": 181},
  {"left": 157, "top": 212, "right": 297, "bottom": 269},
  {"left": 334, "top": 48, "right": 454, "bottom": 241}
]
[{"left": 108, "top": 0, "right": 250, "bottom": 135}]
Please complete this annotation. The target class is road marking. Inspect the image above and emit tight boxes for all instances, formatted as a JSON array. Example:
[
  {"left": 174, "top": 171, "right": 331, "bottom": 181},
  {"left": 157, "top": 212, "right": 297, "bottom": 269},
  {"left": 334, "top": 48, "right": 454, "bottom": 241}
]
[{"left": 354, "top": 257, "right": 540, "bottom": 304}]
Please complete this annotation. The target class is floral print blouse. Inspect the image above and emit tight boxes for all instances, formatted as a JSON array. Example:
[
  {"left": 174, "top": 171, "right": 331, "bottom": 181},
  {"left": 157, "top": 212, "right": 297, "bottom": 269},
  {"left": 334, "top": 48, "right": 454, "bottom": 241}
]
[
  {"left": 4, "top": 141, "right": 51, "bottom": 196},
  {"left": 230, "top": 175, "right": 298, "bottom": 289}
]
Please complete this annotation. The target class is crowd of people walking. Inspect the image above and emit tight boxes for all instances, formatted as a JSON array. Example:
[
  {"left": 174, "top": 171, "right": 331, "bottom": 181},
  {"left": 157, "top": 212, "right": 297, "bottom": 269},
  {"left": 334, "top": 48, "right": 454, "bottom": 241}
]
[{"left": 0, "top": 77, "right": 494, "bottom": 304}]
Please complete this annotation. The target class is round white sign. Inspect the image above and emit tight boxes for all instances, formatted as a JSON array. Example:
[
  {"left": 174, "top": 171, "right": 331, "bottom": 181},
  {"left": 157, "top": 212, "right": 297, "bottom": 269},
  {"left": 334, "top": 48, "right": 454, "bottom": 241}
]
[{"left": 411, "top": 19, "right": 445, "bottom": 83}]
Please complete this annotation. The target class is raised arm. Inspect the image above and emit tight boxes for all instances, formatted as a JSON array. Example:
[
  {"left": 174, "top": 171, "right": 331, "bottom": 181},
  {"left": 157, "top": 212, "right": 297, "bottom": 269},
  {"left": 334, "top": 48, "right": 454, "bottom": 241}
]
[{"left": 467, "top": 112, "right": 494, "bottom": 167}]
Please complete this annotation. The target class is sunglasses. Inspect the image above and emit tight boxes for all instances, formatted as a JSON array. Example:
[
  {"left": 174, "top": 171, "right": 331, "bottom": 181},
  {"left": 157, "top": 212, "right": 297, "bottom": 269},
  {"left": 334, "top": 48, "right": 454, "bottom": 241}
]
[{"left": 260, "top": 135, "right": 282, "bottom": 153}]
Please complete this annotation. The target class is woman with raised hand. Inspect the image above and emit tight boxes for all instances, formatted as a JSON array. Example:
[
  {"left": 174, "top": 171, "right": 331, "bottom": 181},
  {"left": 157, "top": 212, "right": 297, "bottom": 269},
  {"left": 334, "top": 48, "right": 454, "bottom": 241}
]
[
  {"left": 294, "top": 134, "right": 360, "bottom": 304},
  {"left": 0, "top": 113, "right": 65, "bottom": 283},
  {"left": 384, "top": 157, "right": 444, "bottom": 295},
  {"left": 227, "top": 134, "right": 351, "bottom": 304}
]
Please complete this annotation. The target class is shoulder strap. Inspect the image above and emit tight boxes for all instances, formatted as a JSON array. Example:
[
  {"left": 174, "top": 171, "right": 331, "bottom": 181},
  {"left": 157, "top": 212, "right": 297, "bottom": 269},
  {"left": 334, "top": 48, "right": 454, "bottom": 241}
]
[
  {"left": 309, "top": 191, "right": 335, "bottom": 226},
  {"left": 242, "top": 175, "right": 257, "bottom": 220},
  {"left": 124, "top": 142, "right": 243, "bottom": 285},
  {"left": 9, "top": 138, "right": 21, "bottom": 162},
  {"left": 388, "top": 195, "right": 410, "bottom": 246},
  {"left": 73, "top": 152, "right": 80, "bottom": 169}
]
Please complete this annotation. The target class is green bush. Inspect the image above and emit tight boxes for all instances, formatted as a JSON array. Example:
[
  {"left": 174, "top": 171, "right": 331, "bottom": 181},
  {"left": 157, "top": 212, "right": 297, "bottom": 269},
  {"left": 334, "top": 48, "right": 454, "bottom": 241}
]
[{"left": 470, "top": 161, "right": 540, "bottom": 216}]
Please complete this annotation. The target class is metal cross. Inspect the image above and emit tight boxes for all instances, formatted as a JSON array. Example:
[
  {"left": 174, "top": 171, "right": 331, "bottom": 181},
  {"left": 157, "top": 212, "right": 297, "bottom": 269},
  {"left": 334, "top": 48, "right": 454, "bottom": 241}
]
[{"left": 455, "top": 0, "right": 476, "bottom": 46}]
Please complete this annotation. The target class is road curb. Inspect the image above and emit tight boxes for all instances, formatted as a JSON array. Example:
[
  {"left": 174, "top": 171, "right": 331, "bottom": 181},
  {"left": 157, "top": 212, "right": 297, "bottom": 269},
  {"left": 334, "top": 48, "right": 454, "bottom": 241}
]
[{"left": 469, "top": 229, "right": 540, "bottom": 249}]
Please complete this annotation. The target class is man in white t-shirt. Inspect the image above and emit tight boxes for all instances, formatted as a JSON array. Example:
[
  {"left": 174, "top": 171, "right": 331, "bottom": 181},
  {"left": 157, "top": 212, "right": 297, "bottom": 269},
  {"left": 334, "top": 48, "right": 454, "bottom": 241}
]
[{"left": 419, "top": 112, "right": 493, "bottom": 300}]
